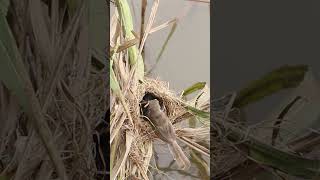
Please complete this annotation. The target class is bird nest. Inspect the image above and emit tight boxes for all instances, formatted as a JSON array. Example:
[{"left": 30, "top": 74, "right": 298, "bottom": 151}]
[
  {"left": 110, "top": 1, "right": 210, "bottom": 179},
  {"left": 110, "top": 75, "right": 210, "bottom": 180}
]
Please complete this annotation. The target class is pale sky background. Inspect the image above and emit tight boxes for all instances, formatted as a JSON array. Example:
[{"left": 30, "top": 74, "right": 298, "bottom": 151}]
[{"left": 129, "top": 0, "right": 210, "bottom": 92}]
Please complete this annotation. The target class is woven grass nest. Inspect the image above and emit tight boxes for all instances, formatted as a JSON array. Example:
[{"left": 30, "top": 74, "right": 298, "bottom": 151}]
[{"left": 110, "top": 75, "right": 210, "bottom": 180}]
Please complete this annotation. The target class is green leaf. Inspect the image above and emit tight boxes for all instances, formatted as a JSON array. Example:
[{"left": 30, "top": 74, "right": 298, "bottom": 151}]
[
  {"left": 0, "top": 0, "right": 9, "bottom": 15},
  {"left": 234, "top": 65, "right": 308, "bottom": 108},
  {"left": 248, "top": 139, "right": 320, "bottom": 179},
  {"left": 116, "top": 0, "right": 144, "bottom": 80},
  {"left": 0, "top": 39, "right": 28, "bottom": 106},
  {"left": 183, "top": 104, "right": 209, "bottom": 119},
  {"left": 218, "top": 120, "right": 320, "bottom": 179},
  {"left": 182, "top": 82, "right": 206, "bottom": 97},
  {"left": 0, "top": 13, "right": 28, "bottom": 109},
  {"left": 110, "top": 66, "right": 121, "bottom": 93}
]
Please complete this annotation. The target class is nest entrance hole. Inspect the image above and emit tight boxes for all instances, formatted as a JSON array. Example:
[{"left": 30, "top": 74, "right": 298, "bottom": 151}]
[{"left": 140, "top": 92, "right": 165, "bottom": 119}]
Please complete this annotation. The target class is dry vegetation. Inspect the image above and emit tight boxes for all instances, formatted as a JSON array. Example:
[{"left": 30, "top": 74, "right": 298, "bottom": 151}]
[
  {"left": 0, "top": 0, "right": 107, "bottom": 179},
  {"left": 110, "top": 0, "right": 210, "bottom": 179}
]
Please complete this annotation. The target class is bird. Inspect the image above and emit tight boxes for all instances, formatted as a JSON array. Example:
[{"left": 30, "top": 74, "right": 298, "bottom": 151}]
[{"left": 144, "top": 99, "right": 190, "bottom": 170}]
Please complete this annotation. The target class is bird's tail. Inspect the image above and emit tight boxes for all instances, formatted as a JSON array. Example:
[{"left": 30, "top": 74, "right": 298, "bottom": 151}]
[{"left": 168, "top": 141, "right": 191, "bottom": 170}]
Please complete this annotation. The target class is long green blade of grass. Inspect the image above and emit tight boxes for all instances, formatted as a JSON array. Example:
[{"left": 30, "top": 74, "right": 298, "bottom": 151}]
[
  {"left": 110, "top": 60, "right": 121, "bottom": 93},
  {"left": 217, "top": 119, "right": 320, "bottom": 179},
  {"left": 115, "top": 0, "right": 144, "bottom": 80},
  {"left": 234, "top": 65, "right": 308, "bottom": 108},
  {"left": 0, "top": 10, "right": 36, "bottom": 110},
  {"left": 183, "top": 103, "right": 209, "bottom": 119},
  {"left": 0, "top": 32, "right": 28, "bottom": 110},
  {"left": 182, "top": 82, "right": 206, "bottom": 97},
  {"left": 248, "top": 139, "right": 320, "bottom": 179},
  {"left": 147, "top": 21, "right": 177, "bottom": 74}
]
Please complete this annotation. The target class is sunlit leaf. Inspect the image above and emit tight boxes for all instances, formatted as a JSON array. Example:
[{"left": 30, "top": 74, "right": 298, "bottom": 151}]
[{"left": 182, "top": 82, "right": 206, "bottom": 97}]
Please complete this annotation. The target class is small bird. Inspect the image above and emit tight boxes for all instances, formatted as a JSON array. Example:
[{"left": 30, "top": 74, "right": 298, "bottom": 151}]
[{"left": 144, "top": 99, "right": 191, "bottom": 170}]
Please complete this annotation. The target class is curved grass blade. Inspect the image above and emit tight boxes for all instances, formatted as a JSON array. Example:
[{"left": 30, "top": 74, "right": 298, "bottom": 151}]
[
  {"left": 147, "top": 21, "right": 177, "bottom": 74},
  {"left": 234, "top": 65, "right": 308, "bottom": 108},
  {"left": 216, "top": 119, "right": 320, "bottom": 179},
  {"left": 182, "top": 82, "right": 206, "bottom": 97},
  {"left": 183, "top": 104, "right": 209, "bottom": 119},
  {"left": 248, "top": 139, "right": 320, "bottom": 179},
  {"left": 271, "top": 96, "right": 302, "bottom": 145}
]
